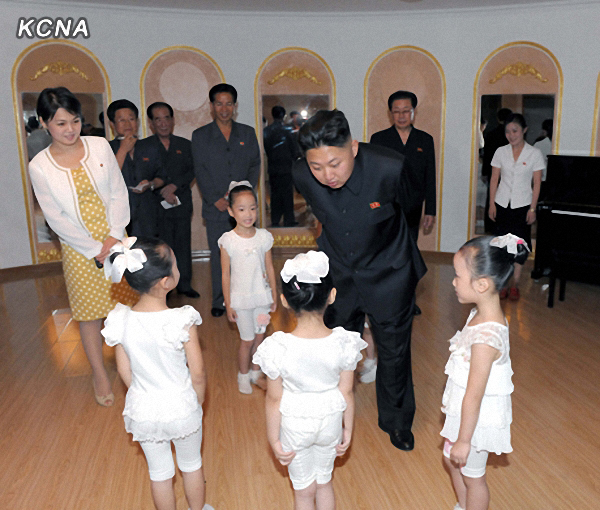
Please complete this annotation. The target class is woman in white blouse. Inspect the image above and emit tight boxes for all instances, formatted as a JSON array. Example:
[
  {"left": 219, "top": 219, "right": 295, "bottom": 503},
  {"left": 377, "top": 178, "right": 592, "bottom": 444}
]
[
  {"left": 488, "top": 113, "right": 545, "bottom": 301},
  {"left": 29, "top": 87, "right": 135, "bottom": 406}
]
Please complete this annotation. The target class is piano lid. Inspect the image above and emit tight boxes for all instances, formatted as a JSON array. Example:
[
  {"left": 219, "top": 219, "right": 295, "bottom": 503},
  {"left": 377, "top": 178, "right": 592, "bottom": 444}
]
[{"left": 544, "top": 155, "right": 600, "bottom": 207}]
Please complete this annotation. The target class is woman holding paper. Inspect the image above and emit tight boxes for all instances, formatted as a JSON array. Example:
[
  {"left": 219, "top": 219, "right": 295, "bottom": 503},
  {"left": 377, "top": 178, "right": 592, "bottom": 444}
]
[{"left": 29, "top": 87, "right": 137, "bottom": 407}]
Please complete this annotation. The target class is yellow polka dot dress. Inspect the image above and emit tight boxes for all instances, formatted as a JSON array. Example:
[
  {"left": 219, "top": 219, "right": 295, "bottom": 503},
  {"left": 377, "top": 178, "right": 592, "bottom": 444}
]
[{"left": 61, "top": 167, "right": 138, "bottom": 321}]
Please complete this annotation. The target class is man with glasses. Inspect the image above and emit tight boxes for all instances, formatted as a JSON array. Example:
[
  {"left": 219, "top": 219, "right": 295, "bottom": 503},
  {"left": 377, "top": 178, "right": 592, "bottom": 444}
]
[{"left": 370, "top": 90, "right": 436, "bottom": 316}]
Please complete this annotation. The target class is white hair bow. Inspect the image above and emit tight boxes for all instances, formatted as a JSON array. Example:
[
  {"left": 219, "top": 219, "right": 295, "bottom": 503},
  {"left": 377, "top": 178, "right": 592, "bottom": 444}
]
[
  {"left": 281, "top": 250, "right": 329, "bottom": 284},
  {"left": 489, "top": 233, "right": 530, "bottom": 255},
  {"left": 226, "top": 180, "right": 252, "bottom": 198},
  {"left": 103, "top": 237, "right": 147, "bottom": 283}
]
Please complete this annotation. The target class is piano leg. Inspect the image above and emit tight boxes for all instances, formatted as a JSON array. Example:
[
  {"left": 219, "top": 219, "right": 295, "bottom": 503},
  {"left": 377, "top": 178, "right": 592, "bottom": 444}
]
[
  {"left": 559, "top": 277, "right": 566, "bottom": 301},
  {"left": 548, "top": 274, "right": 555, "bottom": 308}
]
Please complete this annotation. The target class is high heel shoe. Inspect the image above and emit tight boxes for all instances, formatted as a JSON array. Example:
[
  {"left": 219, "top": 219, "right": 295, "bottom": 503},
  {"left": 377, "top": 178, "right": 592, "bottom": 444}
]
[{"left": 95, "top": 393, "right": 115, "bottom": 407}]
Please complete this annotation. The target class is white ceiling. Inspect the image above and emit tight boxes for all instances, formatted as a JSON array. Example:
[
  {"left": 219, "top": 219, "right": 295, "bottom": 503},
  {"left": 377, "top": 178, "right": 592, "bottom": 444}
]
[{"left": 30, "top": 0, "right": 594, "bottom": 13}]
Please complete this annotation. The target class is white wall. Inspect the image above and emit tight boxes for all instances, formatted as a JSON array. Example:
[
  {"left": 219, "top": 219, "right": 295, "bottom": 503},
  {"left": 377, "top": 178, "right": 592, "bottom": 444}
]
[{"left": 1, "top": 1, "right": 599, "bottom": 268}]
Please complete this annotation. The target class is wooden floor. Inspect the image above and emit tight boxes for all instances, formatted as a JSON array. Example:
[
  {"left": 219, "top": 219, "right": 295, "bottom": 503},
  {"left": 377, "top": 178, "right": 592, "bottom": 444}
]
[{"left": 1, "top": 254, "right": 599, "bottom": 509}]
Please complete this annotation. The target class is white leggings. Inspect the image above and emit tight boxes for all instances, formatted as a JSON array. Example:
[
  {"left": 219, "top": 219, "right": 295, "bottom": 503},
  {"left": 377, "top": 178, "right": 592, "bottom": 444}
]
[
  {"left": 140, "top": 429, "right": 203, "bottom": 482},
  {"left": 443, "top": 439, "right": 489, "bottom": 478},
  {"left": 235, "top": 306, "right": 271, "bottom": 341}
]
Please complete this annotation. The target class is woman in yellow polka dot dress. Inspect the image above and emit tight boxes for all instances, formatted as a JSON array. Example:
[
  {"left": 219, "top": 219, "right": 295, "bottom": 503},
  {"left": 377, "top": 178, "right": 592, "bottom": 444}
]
[{"left": 29, "top": 87, "right": 138, "bottom": 407}]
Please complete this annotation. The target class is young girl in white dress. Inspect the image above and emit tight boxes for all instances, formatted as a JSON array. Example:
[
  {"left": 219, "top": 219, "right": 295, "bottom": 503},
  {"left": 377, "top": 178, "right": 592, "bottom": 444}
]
[
  {"left": 218, "top": 181, "right": 277, "bottom": 394},
  {"left": 101, "top": 237, "right": 213, "bottom": 510},
  {"left": 253, "top": 251, "right": 367, "bottom": 510},
  {"left": 441, "top": 234, "right": 528, "bottom": 510}
]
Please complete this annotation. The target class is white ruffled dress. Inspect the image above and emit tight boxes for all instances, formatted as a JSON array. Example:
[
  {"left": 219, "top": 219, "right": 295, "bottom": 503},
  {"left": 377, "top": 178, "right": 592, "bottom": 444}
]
[
  {"left": 102, "top": 304, "right": 203, "bottom": 442},
  {"left": 440, "top": 308, "right": 513, "bottom": 454},
  {"left": 253, "top": 328, "right": 367, "bottom": 418},
  {"left": 217, "top": 229, "right": 274, "bottom": 310}
]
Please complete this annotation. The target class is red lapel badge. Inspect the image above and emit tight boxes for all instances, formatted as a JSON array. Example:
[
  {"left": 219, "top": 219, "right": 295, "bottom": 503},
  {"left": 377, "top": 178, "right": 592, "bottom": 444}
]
[
  {"left": 176, "top": 150, "right": 182, "bottom": 154},
  {"left": 417, "top": 147, "right": 423, "bottom": 152},
  {"left": 370, "top": 202, "right": 381, "bottom": 209},
  {"left": 143, "top": 157, "right": 150, "bottom": 162},
  {"left": 240, "top": 141, "right": 245, "bottom": 145}
]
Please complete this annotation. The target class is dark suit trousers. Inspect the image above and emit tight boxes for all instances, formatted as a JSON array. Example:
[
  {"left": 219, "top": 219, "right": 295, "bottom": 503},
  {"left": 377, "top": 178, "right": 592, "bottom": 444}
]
[
  {"left": 160, "top": 213, "right": 193, "bottom": 292},
  {"left": 206, "top": 217, "right": 233, "bottom": 309},
  {"left": 269, "top": 172, "right": 295, "bottom": 226},
  {"left": 324, "top": 281, "right": 416, "bottom": 433}
]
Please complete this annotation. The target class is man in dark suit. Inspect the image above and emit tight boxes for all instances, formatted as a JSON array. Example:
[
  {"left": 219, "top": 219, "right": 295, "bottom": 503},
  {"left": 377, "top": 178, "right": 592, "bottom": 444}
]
[
  {"left": 145, "top": 101, "right": 199, "bottom": 299},
  {"left": 370, "top": 90, "right": 436, "bottom": 316},
  {"left": 482, "top": 108, "right": 512, "bottom": 233},
  {"left": 107, "top": 99, "right": 165, "bottom": 237},
  {"left": 191, "top": 84, "right": 260, "bottom": 317},
  {"left": 293, "top": 110, "right": 427, "bottom": 451},
  {"left": 263, "top": 105, "right": 300, "bottom": 227},
  {"left": 370, "top": 90, "right": 436, "bottom": 242}
]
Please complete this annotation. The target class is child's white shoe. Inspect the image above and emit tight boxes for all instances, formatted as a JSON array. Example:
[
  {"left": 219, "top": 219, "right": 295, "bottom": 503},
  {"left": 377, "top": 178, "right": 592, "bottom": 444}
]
[
  {"left": 453, "top": 504, "right": 465, "bottom": 510},
  {"left": 189, "top": 505, "right": 214, "bottom": 510},
  {"left": 237, "top": 372, "right": 252, "bottom": 394},
  {"left": 250, "top": 369, "right": 267, "bottom": 390},
  {"left": 360, "top": 358, "right": 377, "bottom": 383}
]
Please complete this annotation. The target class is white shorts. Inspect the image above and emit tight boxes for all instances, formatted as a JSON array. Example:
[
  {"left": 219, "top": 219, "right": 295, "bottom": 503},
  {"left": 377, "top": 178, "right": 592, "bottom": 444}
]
[
  {"left": 280, "top": 413, "right": 343, "bottom": 490},
  {"left": 443, "top": 439, "right": 489, "bottom": 478},
  {"left": 235, "top": 306, "right": 271, "bottom": 341},
  {"left": 140, "top": 428, "right": 203, "bottom": 482}
]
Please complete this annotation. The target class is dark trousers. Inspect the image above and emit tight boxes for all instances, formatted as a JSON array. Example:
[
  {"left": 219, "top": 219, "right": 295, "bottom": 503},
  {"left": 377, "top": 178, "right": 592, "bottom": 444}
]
[
  {"left": 269, "top": 172, "right": 295, "bottom": 226},
  {"left": 325, "top": 284, "right": 416, "bottom": 433},
  {"left": 206, "top": 217, "right": 233, "bottom": 309},
  {"left": 159, "top": 213, "right": 193, "bottom": 291}
]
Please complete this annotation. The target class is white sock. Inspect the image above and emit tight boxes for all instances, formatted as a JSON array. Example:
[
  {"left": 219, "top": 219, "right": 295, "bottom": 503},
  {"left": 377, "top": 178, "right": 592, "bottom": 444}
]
[
  {"left": 250, "top": 369, "right": 263, "bottom": 383},
  {"left": 362, "top": 358, "right": 376, "bottom": 370}
]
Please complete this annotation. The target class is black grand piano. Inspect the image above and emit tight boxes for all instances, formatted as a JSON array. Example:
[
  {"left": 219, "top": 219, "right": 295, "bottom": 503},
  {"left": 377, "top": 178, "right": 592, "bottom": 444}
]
[{"left": 532, "top": 154, "right": 600, "bottom": 306}]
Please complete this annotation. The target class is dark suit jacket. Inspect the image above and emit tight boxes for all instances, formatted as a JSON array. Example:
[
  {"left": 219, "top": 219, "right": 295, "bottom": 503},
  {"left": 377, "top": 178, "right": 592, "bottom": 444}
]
[
  {"left": 370, "top": 125, "right": 436, "bottom": 225},
  {"left": 145, "top": 134, "right": 194, "bottom": 218},
  {"left": 191, "top": 120, "right": 260, "bottom": 221},
  {"left": 109, "top": 137, "right": 165, "bottom": 235},
  {"left": 263, "top": 120, "right": 300, "bottom": 174},
  {"left": 293, "top": 143, "right": 427, "bottom": 323}
]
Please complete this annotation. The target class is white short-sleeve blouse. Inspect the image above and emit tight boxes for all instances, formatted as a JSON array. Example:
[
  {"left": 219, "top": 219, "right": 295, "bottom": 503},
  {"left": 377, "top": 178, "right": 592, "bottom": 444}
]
[{"left": 491, "top": 143, "right": 545, "bottom": 209}]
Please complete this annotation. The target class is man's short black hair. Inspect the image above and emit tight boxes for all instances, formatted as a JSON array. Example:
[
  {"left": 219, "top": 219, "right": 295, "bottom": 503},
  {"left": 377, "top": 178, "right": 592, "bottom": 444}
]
[
  {"left": 209, "top": 83, "right": 237, "bottom": 103},
  {"left": 497, "top": 108, "right": 513, "bottom": 124},
  {"left": 147, "top": 101, "right": 174, "bottom": 120},
  {"left": 272, "top": 105, "right": 286, "bottom": 120},
  {"left": 107, "top": 99, "right": 139, "bottom": 123},
  {"left": 297, "top": 110, "right": 351, "bottom": 154},
  {"left": 387, "top": 90, "right": 418, "bottom": 110}
]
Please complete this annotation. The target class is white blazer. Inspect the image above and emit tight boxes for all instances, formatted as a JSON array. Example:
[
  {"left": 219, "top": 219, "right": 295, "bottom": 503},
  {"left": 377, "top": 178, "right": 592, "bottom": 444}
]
[
  {"left": 29, "top": 136, "right": 130, "bottom": 259},
  {"left": 491, "top": 143, "right": 545, "bottom": 209}
]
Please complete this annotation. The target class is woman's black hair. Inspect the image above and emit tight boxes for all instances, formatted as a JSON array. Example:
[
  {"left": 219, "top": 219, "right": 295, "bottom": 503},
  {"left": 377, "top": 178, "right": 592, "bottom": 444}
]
[
  {"left": 460, "top": 235, "right": 529, "bottom": 291},
  {"left": 281, "top": 273, "right": 334, "bottom": 314},
  {"left": 109, "top": 237, "right": 173, "bottom": 294},
  {"left": 36, "top": 87, "right": 82, "bottom": 123},
  {"left": 505, "top": 113, "right": 527, "bottom": 130},
  {"left": 228, "top": 184, "right": 257, "bottom": 207}
]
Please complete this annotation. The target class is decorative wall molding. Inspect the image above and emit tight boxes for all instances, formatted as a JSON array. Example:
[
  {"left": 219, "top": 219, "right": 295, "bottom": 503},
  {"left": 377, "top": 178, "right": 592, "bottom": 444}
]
[
  {"left": 489, "top": 61, "right": 548, "bottom": 84},
  {"left": 267, "top": 66, "right": 322, "bottom": 85},
  {"left": 30, "top": 61, "right": 92, "bottom": 81}
]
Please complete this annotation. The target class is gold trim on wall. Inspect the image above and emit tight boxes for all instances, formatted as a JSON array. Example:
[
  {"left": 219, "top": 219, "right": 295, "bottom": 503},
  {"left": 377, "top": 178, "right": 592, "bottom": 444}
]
[
  {"left": 139, "top": 45, "right": 225, "bottom": 139},
  {"left": 254, "top": 47, "right": 336, "bottom": 236},
  {"left": 267, "top": 66, "right": 323, "bottom": 86},
  {"left": 363, "top": 45, "right": 446, "bottom": 251},
  {"left": 30, "top": 61, "right": 92, "bottom": 82},
  {"left": 272, "top": 234, "right": 317, "bottom": 248},
  {"left": 468, "top": 41, "right": 564, "bottom": 242},
  {"left": 11, "top": 39, "right": 112, "bottom": 264},
  {"left": 591, "top": 72, "right": 600, "bottom": 156},
  {"left": 489, "top": 62, "right": 549, "bottom": 84}
]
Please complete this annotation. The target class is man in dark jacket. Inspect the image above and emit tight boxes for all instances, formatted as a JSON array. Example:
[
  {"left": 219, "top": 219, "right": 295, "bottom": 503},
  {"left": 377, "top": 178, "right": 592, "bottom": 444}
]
[{"left": 293, "top": 110, "right": 426, "bottom": 451}]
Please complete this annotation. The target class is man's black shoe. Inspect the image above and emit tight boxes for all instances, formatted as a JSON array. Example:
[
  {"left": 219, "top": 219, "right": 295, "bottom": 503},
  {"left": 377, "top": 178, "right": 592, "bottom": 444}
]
[
  {"left": 211, "top": 307, "right": 225, "bottom": 317},
  {"left": 413, "top": 304, "right": 422, "bottom": 316},
  {"left": 390, "top": 429, "right": 414, "bottom": 451},
  {"left": 177, "top": 288, "right": 200, "bottom": 299}
]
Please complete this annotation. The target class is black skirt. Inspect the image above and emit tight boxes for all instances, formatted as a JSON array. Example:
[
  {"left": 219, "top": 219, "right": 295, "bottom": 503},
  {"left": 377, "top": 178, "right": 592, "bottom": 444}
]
[{"left": 494, "top": 203, "right": 531, "bottom": 263}]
